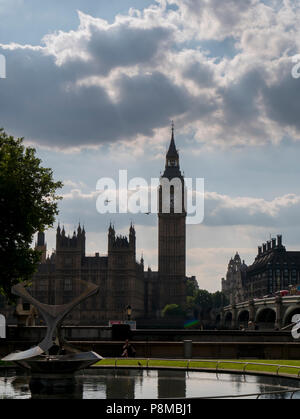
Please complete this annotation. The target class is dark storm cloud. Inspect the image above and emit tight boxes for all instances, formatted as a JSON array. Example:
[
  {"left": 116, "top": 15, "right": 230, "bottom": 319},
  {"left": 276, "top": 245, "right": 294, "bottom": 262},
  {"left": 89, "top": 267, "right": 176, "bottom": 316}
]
[
  {"left": 217, "top": 68, "right": 266, "bottom": 127},
  {"left": 114, "top": 71, "right": 191, "bottom": 134},
  {"left": 0, "top": 47, "right": 116, "bottom": 146},
  {"left": 87, "top": 25, "right": 172, "bottom": 76},
  {"left": 0, "top": 46, "right": 194, "bottom": 147},
  {"left": 183, "top": 60, "right": 215, "bottom": 87},
  {"left": 1, "top": 3, "right": 299, "bottom": 150},
  {"left": 57, "top": 20, "right": 173, "bottom": 80},
  {"left": 0, "top": 8, "right": 188, "bottom": 148},
  {"left": 202, "top": 192, "right": 300, "bottom": 228},
  {"left": 262, "top": 61, "right": 300, "bottom": 132}
]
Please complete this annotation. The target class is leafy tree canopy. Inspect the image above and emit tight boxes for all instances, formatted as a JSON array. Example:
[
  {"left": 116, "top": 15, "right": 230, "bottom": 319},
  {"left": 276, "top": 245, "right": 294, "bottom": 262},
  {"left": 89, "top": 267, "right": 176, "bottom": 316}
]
[
  {"left": 0, "top": 129, "right": 62, "bottom": 301},
  {"left": 186, "top": 278, "right": 199, "bottom": 297},
  {"left": 211, "top": 291, "right": 229, "bottom": 308},
  {"left": 162, "top": 304, "right": 184, "bottom": 318},
  {"left": 190, "top": 289, "right": 228, "bottom": 314},
  {"left": 194, "top": 289, "right": 213, "bottom": 313}
]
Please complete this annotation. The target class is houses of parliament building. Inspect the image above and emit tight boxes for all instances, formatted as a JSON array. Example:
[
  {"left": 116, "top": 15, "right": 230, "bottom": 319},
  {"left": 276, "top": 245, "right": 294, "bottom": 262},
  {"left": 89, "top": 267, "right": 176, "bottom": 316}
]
[{"left": 2, "top": 128, "right": 195, "bottom": 325}]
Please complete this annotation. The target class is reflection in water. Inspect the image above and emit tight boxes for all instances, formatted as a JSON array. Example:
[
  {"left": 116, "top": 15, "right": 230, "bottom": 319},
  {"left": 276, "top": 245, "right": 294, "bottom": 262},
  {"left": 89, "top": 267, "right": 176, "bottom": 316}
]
[
  {"left": 256, "top": 375, "right": 300, "bottom": 400},
  {"left": 29, "top": 375, "right": 83, "bottom": 399},
  {"left": 11, "top": 374, "right": 30, "bottom": 394},
  {"left": 1, "top": 368, "right": 300, "bottom": 399},
  {"left": 158, "top": 370, "right": 186, "bottom": 399},
  {"left": 106, "top": 369, "right": 142, "bottom": 399}
]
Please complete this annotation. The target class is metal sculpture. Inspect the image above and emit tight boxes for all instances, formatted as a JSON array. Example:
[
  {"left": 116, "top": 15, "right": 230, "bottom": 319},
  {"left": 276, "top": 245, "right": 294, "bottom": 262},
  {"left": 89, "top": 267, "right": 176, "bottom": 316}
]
[{"left": 1, "top": 279, "right": 103, "bottom": 372}]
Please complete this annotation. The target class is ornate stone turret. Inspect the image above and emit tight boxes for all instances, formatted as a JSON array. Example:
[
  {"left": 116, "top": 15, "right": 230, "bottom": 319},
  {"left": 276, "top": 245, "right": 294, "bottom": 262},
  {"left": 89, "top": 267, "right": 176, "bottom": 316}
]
[
  {"left": 107, "top": 223, "right": 143, "bottom": 320},
  {"left": 222, "top": 252, "right": 247, "bottom": 304},
  {"left": 129, "top": 223, "right": 136, "bottom": 259},
  {"left": 35, "top": 231, "right": 47, "bottom": 263},
  {"left": 108, "top": 223, "right": 115, "bottom": 250},
  {"left": 162, "top": 121, "right": 183, "bottom": 181},
  {"left": 234, "top": 252, "right": 241, "bottom": 263},
  {"left": 56, "top": 223, "right": 86, "bottom": 255}
]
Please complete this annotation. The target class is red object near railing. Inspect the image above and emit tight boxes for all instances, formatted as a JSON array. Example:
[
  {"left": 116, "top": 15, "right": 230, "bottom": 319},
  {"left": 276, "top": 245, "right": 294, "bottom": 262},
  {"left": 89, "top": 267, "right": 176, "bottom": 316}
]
[{"left": 277, "top": 290, "right": 289, "bottom": 297}]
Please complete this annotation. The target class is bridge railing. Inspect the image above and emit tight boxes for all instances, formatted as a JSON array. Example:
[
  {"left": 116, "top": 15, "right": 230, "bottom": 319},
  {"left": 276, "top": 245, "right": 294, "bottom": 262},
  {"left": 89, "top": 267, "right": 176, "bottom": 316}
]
[
  {"left": 95, "top": 358, "right": 300, "bottom": 399},
  {"left": 100, "top": 358, "right": 300, "bottom": 378},
  {"left": 224, "top": 294, "right": 300, "bottom": 310}
]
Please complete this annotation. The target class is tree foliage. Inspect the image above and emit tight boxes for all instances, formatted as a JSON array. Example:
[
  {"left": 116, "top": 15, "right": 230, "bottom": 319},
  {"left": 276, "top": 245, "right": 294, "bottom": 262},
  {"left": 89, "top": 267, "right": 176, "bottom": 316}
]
[
  {"left": 186, "top": 289, "right": 228, "bottom": 320},
  {"left": 211, "top": 290, "right": 229, "bottom": 308},
  {"left": 186, "top": 278, "right": 199, "bottom": 297},
  {"left": 194, "top": 289, "right": 213, "bottom": 314},
  {"left": 162, "top": 304, "right": 184, "bottom": 318},
  {"left": 0, "top": 129, "right": 62, "bottom": 300}
]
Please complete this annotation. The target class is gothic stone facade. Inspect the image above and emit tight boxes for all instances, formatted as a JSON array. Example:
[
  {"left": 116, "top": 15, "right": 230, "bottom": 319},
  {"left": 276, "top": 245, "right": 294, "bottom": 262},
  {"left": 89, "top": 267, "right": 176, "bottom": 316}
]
[
  {"left": 158, "top": 125, "right": 187, "bottom": 309},
  {"left": 221, "top": 253, "right": 247, "bottom": 304},
  {"left": 222, "top": 235, "right": 300, "bottom": 303},
  {"left": 29, "top": 224, "right": 145, "bottom": 325},
  {"left": 2, "top": 129, "right": 189, "bottom": 325}
]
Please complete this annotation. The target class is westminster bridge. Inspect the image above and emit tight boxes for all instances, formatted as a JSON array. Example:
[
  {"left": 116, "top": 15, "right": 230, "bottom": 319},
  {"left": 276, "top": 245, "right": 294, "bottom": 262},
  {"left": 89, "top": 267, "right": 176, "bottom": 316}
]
[{"left": 220, "top": 295, "right": 300, "bottom": 330}]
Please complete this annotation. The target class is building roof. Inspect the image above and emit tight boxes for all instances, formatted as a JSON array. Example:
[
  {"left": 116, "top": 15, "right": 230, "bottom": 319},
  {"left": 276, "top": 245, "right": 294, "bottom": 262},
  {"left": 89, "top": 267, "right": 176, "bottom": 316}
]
[
  {"left": 162, "top": 125, "right": 183, "bottom": 180},
  {"left": 247, "top": 248, "right": 300, "bottom": 273},
  {"left": 166, "top": 124, "right": 179, "bottom": 159}
]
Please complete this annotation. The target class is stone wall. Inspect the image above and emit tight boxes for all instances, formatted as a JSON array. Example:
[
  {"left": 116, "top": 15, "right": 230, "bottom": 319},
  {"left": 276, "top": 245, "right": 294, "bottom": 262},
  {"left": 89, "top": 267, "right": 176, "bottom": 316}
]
[{"left": 2, "top": 339, "right": 300, "bottom": 360}]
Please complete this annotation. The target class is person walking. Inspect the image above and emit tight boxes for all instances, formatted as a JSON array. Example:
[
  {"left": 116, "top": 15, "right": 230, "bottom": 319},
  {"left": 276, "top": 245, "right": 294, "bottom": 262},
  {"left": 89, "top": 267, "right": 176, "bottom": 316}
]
[{"left": 121, "top": 339, "right": 136, "bottom": 358}]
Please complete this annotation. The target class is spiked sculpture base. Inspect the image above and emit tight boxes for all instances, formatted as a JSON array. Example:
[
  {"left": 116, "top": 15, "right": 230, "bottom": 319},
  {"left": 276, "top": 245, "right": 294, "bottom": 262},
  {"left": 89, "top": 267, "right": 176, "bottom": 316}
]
[
  {"left": 14, "top": 351, "right": 102, "bottom": 374},
  {"left": 2, "top": 280, "right": 103, "bottom": 375}
]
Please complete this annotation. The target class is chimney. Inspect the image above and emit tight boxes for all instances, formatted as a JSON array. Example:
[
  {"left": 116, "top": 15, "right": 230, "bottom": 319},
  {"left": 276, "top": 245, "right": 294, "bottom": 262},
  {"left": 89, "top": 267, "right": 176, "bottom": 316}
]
[
  {"left": 267, "top": 241, "right": 271, "bottom": 251},
  {"left": 262, "top": 243, "right": 267, "bottom": 253},
  {"left": 258, "top": 246, "right": 262, "bottom": 255},
  {"left": 272, "top": 238, "right": 276, "bottom": 249},
  {"left": 277, "top": 235, "right": 282, "bottom": 247}
]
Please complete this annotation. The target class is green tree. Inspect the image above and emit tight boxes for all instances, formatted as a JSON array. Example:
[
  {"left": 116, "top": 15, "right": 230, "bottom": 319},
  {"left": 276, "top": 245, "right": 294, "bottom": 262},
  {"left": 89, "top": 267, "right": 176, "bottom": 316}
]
[
  {"left": 186, "top": 278, "right": 198, "bottom": 297},
  {"left": 194, "top": 289, "right": 213, "bottom": 321},
  {"left": 194, "top": 289, "right": 213, "bottom": 311},
  {"left": 0, "top": 129, "right": 62, "bottom": 301},
  {"left": 211, "top": 291, "right": 229, "bottom": 308},
  {"left": 162, "top": 304, "right": 184, "bottom": 318}
]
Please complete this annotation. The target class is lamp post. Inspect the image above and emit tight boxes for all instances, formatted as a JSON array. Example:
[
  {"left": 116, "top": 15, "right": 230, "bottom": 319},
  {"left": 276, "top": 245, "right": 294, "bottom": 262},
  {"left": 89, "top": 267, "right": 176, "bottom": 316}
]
[{"left": 126, "top": 305, "right": 132, "bottom": 321}]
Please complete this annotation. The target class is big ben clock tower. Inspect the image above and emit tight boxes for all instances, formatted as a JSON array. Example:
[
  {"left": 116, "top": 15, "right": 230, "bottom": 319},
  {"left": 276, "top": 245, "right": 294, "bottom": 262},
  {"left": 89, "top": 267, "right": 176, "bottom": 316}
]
[{"left": 158, "top": 123, "right": 186, "bottom": 311}]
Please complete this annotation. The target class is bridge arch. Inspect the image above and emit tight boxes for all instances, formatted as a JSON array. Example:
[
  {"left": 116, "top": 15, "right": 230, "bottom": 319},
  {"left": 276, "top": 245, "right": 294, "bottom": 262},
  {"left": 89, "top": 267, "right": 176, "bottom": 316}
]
[
  {"left": 237, "top": 310, "right": 249, "bottom": 329},
  {"left": 224, "top": 311, "right": 232, "bottom": 328},
  {"left": 255, "top": 307, "right": 276, "bottom": 330},
  {"left": 282, "top": 305, "right": 300, "bottom": 327}
]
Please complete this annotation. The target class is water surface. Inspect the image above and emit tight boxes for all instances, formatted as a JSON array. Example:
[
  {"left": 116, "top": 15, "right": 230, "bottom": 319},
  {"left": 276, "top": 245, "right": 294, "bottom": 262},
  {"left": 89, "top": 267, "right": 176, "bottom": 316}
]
[{"left": 1, "top": 368, "right": 300, "bottom": 399}]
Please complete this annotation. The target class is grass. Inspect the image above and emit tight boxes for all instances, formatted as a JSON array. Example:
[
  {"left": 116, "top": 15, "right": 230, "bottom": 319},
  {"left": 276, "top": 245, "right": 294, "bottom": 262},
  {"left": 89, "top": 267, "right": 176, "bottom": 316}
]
[
  {"left": 0, "top": 360, "right": 13, "bottom": 366},
  {"left": 94, "top": 358, "right": 300, "bottom": 376},
  {"left": 2, "top": 357, "right": 300, "bottom": 376}
]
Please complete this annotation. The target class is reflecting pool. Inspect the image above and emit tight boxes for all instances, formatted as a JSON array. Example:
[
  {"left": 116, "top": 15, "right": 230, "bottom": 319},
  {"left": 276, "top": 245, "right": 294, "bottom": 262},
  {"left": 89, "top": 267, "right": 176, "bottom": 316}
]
[{"left": 1, "top": 368, "right": 300, "bottom": 399}]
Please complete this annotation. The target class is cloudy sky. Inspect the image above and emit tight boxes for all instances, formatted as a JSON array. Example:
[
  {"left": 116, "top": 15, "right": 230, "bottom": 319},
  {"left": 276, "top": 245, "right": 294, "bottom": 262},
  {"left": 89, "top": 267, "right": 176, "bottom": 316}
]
[{"left": 1, "top": 0, "right": 300, "bottom": 291}]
